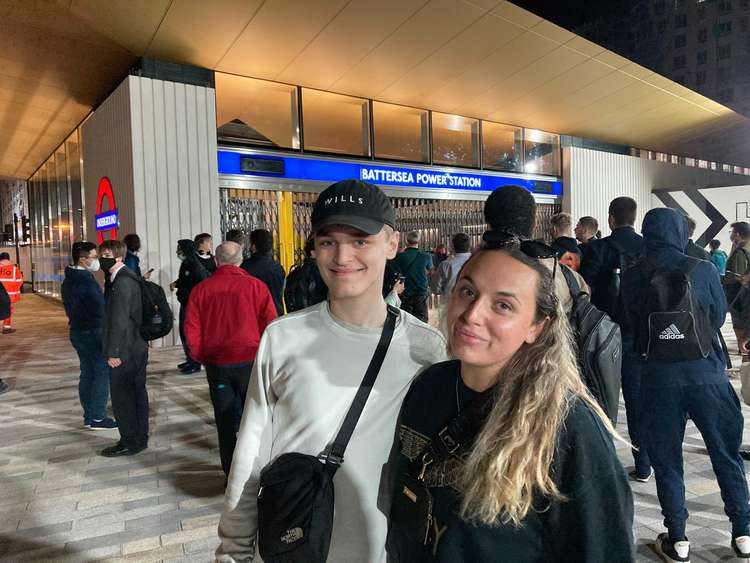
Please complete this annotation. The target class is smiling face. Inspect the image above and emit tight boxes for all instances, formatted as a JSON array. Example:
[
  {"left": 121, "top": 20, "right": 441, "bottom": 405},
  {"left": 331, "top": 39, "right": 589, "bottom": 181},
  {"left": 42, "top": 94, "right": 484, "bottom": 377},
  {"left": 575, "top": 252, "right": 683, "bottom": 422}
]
[
  {"left": 314, "top": 225, "right": 399, "bottom": 302},
  {"left": 448, "top": 250, "right": 546, "bottom": 379}
]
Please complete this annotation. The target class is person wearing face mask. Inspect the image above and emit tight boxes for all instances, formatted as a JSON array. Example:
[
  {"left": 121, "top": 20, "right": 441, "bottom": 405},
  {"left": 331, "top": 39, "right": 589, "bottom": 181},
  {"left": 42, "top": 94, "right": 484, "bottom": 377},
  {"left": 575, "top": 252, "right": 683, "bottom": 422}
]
[
  {"left": 61, "top": 242, "right": 117, "bottom": 430},
  {"left": 170, "top": 239, "right": 210, "bottom": 374},
  {"left": 194, "top": 232, "right": 217, "bottom": 274}
]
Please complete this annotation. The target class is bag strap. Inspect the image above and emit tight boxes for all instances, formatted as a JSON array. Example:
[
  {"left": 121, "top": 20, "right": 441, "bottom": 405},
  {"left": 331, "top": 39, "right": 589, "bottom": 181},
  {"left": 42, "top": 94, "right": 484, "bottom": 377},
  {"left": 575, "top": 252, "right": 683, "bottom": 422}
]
[
  {"left": 410, "top": 387, "right": 494, "bottom": 476},
  {"left": 677, "top": 256, "right": 701, "bottom": 277},
  {"left": 560, "top": 264, "right": 582, "bottom": 300},
  {"left": 324, "top": 305, "right": 399, "bottom": 471}
]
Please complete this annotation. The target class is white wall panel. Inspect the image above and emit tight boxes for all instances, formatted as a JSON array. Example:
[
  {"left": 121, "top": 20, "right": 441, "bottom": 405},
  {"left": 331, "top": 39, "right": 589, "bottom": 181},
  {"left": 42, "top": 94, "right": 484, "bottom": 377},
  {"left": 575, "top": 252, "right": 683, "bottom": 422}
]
[
  {"left": 127, "top": 75, "right": 219, "bottom": 347},
  {"left": 563, "top": 146, "right": 748, "bottom": 236}
]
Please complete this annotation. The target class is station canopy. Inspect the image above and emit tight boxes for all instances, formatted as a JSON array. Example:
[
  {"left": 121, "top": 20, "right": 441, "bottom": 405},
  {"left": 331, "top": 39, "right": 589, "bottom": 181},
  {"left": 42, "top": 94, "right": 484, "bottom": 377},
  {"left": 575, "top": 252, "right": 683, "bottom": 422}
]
[{"left": 1, "top": 0, "right": 747, "bottom": 179}]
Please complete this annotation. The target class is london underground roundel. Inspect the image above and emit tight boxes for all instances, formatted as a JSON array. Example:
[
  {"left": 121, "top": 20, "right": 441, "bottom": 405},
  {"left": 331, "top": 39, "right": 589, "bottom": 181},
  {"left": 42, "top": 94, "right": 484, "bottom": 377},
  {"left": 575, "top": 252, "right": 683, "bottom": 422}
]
[{"left": 94, "top": 177, "right": 119, "bottom": 244}]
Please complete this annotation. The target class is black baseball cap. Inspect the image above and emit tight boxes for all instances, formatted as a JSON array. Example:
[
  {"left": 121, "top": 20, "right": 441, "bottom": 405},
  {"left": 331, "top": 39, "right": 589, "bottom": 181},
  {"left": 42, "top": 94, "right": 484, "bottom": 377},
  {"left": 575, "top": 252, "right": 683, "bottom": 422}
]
[{"left": 311, "top": 179, "right": 395, "bottom": 235}]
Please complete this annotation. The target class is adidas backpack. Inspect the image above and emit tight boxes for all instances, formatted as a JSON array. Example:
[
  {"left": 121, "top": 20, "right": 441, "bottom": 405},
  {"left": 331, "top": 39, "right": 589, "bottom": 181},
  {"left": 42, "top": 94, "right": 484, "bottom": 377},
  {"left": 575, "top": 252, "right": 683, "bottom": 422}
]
[
  {"left": 561, "top": 267, "right": 622, "bottom": 425},
  {"left": 139, "top": 279, "right": 174, "bottom": 341},
  {"left": 637, "top": 256, "right": 713, "bottom": 362}
]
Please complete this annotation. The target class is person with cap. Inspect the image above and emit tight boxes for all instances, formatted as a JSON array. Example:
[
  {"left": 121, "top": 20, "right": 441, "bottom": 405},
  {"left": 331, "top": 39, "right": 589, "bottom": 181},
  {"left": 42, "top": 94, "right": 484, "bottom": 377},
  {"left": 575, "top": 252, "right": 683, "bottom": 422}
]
[{"left": 216, "top": 179, "right": 446, "bottom": 563}]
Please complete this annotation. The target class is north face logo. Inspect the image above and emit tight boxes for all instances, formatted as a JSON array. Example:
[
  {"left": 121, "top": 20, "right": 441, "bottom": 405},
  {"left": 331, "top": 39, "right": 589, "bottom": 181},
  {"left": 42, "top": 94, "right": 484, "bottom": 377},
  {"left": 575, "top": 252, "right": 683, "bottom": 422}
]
[
  {"left": 281, "top": 527, "right": 304, "bottom": 544},
  {"left": 659, "top": 324, "right": 685, "bottom": 340}
]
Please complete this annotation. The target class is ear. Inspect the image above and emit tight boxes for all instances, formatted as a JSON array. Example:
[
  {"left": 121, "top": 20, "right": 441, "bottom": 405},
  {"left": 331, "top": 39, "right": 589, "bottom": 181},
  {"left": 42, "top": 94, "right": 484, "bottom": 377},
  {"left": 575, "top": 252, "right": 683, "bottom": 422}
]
[
  {"left": 386, "top": 230, "right": 400, "bottom": 260},
  {"left": 524, "top": 317, "right": 548, "bottom": 345}
]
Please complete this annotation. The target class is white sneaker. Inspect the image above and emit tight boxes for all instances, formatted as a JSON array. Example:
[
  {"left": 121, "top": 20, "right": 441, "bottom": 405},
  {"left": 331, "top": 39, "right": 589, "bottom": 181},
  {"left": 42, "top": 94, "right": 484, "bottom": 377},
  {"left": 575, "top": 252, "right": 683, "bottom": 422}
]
[
  {"left": 655, "top": 533, "right": 690, "bottom": 563},
  {"left": 732, "top": 536, "right": 750, "bottom": 562}
]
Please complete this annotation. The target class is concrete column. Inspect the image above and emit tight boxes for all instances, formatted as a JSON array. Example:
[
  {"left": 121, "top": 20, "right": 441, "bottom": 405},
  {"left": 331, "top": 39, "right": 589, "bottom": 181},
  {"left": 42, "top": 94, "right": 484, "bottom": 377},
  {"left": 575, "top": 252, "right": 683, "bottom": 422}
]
[{"left": 81, "top": 75, "right": 219, "bottom": 346}]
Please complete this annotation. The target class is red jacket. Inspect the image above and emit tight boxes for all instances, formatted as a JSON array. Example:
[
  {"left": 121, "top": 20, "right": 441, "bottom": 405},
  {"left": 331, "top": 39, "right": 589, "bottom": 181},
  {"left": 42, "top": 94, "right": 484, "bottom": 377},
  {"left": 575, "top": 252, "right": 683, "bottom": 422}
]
[
  {"left": 0, "top": 262, "right": 23, "bottom": 304},
  {"left": 184, "top": 265, "right": 278, "bottom": 366}
]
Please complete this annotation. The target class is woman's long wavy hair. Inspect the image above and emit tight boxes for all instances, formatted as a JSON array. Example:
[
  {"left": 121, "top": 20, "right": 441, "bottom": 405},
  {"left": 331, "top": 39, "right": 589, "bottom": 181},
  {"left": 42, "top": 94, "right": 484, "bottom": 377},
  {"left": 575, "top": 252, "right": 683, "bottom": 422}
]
[{"left": 454, "top": 246, "right": 618, "bottom": 526}]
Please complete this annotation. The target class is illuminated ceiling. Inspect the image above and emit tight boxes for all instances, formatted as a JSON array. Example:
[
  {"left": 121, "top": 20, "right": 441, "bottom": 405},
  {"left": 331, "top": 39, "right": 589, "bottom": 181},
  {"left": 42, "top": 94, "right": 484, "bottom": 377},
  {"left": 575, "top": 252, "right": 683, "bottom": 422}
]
[{"left": 1, "top": 0, "right": 747, "bottom": 179}]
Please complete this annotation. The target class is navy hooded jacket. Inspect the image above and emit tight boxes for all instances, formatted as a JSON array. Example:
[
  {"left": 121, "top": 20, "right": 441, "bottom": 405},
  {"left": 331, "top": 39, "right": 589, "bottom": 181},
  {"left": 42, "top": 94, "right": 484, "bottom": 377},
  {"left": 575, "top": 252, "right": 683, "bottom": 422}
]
[
  {"left": 61, "top": 266, "right": 105, "bottom": 330},
  {"left": 621, "top": 207, "right": 727, "bottom": 387}
]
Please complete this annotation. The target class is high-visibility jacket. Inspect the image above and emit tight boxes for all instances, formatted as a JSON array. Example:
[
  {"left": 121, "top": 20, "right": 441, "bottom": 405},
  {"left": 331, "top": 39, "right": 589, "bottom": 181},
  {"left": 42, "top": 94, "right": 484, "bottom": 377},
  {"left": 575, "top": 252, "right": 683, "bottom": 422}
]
[{"left": 0, "top": 262, "right": 23, "bottom": 304}]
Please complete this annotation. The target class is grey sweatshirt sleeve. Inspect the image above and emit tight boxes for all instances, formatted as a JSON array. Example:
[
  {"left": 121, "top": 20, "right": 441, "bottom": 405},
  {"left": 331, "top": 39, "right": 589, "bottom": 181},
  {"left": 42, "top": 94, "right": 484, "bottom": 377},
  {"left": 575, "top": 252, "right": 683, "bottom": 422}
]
[{"left": 216, "top": 334, "right": 276, "bottom": 562}]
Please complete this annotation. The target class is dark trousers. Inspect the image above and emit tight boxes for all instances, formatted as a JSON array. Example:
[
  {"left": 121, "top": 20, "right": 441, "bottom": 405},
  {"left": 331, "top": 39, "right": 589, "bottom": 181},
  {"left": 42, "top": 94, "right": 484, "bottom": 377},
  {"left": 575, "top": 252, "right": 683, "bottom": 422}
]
[
  {"left": 641, "top": 381, "right": 750, "bottom": 540},
  {"left": 400, "top": 294, "right": 429, "bottom": 323},
  {"left": 621, "top": 336, "right": 650, "bottom": 476},
  {"left": 206, "top": 363, "right": 252, "bottom": 476},
  {"left": 110, "top": 350, "right": 149, "bottom": 448},
  {"left": 179, "top": 304, "right": 200, "bottom": 366},
  {"left": 70, "top": 328, "right": 110, "bottom": 422}
]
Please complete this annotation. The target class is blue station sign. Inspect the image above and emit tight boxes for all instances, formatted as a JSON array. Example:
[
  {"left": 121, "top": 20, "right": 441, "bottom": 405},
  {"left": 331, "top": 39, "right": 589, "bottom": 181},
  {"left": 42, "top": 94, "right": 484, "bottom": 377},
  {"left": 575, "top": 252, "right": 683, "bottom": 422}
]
[
  {"left": 95, "top": 209, "right": 119, "bottom": 231},
  {"left": 218, "top": 151, "right": 561, "bottom": 196}
]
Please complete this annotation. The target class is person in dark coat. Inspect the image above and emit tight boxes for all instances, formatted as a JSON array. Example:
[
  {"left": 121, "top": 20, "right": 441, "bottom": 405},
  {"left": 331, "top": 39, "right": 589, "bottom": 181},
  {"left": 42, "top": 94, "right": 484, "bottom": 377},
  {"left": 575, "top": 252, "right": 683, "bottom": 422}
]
[
  {"left": 621, "top": 207, "right": 750, "bottom": 561},
  {"left": 0, "top": 282, "right": 10, "bottom": 394},
  {"left": 171, "top": 239, "right": 209, "bottom": 374},
  {"left": 99, "top": 239, "right": 149, "bottom": 457},
  {"left": 684, "top": 216, "right": 710, "bottom": 260},
  {"left": 283, "top": 237, "right": 327, "bottom": 313},
  {"left": 581, "top": 196, "right": 649, "bottom": 483},
  {"left": 61, "top": 241, "right": 116, "bottom": 430},
  {"left": 194, "top": 232, "right": 217, "bottom": 274},
  {"left": 122, "top": 234, "right": 143, "bottom": 278},
  {"left": 240, "top": 229, "right": 285, "bottom": 316}
]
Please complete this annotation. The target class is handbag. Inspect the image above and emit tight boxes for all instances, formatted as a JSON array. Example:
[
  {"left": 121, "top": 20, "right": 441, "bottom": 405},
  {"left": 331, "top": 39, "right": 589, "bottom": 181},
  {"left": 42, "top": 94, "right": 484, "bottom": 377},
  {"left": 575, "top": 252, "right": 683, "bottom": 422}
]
[
  {"left": 257, "top": 305, "right": 399, "bottom": 563},
  {"left": 389, "top": 389, "right": 493, "bottom": 547}
]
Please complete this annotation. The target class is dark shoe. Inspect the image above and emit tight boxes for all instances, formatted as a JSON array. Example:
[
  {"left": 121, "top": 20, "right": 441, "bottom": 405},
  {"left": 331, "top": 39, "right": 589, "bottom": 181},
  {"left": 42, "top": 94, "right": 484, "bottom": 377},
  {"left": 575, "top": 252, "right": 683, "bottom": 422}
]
[
  {"left": 2, "top": 327, "right": 16, "bottom": 334},
  {"left": 100, "top": 442, "right": 146, "bottom": 457},
  {"left": 654, "top": 533, "right": 690, "bottom": 563},
  {"left": 629, "top": 468, "right": 654, "bottom": 483},
  {"left": 741, "top": 449, "right": 750, "bottom": 461},
  {"left": 177, "top": 361, "right": 190, "bottom": 370},
  {"left": 180, "top": 363, "right": 202, "bottom": 374},
  {"left": 89, "top": 418, "right": 118, "bottom": 430},
  {"left": 0, "top": 380, "right": 9, "bottom": 395}
]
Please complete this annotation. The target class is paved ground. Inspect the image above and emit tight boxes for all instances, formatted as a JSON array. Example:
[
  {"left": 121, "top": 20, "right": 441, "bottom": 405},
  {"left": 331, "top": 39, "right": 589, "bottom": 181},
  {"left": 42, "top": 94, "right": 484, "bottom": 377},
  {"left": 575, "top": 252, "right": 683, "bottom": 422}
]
[{"left": 0, "top": 294, "right": 748, "bottom": 562}]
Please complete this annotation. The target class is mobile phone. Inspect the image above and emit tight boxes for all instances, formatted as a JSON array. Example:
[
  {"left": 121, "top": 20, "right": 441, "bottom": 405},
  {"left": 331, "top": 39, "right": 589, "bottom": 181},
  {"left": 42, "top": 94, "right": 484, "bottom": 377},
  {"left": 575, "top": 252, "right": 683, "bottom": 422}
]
[{"left": 146, "top": 268, "right": 155, "bottom": 275}]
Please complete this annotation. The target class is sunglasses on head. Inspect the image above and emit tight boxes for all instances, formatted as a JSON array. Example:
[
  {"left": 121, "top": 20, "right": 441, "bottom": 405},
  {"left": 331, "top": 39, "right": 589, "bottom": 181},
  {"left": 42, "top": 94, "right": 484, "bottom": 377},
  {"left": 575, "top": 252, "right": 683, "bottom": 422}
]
[{"left": 482, "top": 230, "right": 558, "bottom": 258}]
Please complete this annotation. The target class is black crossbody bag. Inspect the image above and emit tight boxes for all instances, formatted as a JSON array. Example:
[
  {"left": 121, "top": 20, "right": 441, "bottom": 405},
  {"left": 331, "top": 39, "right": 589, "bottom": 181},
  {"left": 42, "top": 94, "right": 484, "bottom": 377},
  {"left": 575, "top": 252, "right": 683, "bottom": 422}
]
[
  {"left": 257, "top": 305, "right": 399, "bottom": 563},
  {"left": 390, "top": 391, "right": 493, "bottom": 547}
]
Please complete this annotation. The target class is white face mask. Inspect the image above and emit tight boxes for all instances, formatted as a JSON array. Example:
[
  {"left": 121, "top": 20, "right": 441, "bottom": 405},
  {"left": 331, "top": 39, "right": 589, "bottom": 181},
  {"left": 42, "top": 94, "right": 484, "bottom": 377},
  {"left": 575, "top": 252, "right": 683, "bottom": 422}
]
[
  {"left": 86, "top": 258, "right": 101, "bottom": 272},
  {"left": 177, "top": 254, "right": 186, "bottom": 262}
]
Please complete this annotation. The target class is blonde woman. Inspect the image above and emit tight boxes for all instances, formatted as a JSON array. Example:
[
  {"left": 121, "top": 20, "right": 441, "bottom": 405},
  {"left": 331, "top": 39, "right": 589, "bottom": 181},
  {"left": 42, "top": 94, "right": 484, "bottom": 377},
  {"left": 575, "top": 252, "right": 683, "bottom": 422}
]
[{"left": 387, "top": 232, "right": 634, "bottom": 562}]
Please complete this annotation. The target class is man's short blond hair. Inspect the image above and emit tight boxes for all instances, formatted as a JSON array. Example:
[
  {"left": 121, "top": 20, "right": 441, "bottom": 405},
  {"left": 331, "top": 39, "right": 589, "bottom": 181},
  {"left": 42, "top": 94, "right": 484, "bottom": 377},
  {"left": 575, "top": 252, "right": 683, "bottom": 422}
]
[
  {"left": 549, "top": 212, "right": 572, "bottom": 235},
  {"left": 215, "top": 242, "right": 243, "bottom": 266}
]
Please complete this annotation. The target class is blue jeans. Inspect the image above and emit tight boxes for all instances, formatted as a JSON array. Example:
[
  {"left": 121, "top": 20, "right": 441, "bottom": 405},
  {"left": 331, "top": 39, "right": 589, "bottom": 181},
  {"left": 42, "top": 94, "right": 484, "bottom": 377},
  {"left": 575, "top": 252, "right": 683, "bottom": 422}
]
[
  {"left": 641, "top": 381, "right": 750, "bottom": 540},
  {"left": 70, "top": 328, "right": 110, "bottom": 422},
  {"left": 622, "top": 336, "right": 650, "bottom": 475}
]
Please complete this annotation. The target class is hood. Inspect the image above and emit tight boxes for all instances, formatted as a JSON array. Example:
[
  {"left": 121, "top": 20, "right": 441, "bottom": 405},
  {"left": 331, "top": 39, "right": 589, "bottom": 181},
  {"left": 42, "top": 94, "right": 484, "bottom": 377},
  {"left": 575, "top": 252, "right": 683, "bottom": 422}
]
[
  {"left": 64, "top": 265, "right": 94, "bottom": 281},
  {"left": 177, "top": 239, "right": 201, "bottom": 264},
  {"left": 642, "top": 207, "right": 688, "bottom": 253}
]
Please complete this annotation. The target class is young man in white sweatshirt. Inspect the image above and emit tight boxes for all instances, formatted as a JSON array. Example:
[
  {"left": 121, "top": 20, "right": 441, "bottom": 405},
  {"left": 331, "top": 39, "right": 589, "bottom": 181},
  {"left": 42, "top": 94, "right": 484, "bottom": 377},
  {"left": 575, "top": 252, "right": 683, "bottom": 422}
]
[{"left": 216, "top": 179, "right": 447, "bottom": 563}]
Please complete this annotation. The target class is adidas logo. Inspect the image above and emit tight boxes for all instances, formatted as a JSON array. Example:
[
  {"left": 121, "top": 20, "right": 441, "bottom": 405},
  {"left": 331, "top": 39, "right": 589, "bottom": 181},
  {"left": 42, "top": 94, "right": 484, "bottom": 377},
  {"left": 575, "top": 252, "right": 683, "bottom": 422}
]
[{"left": 659, "top": 324, "right": 685, "bottom": 340}]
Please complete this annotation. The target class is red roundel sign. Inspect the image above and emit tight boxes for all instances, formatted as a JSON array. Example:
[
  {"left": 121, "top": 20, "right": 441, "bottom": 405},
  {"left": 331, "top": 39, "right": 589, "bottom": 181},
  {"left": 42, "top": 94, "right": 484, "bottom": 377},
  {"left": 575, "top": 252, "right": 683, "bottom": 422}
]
[{"left": 94, "top": 177, "right": 118, "bottom": 244}]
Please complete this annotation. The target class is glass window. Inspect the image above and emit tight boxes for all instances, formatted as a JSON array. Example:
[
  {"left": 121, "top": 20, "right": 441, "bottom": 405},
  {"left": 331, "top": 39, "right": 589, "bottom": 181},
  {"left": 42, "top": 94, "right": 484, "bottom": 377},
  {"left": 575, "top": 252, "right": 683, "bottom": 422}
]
[
  {"left": 523, "top": 129, "right": 560, "bottom": 176},
  {"left": 718, "top": 44, "right": 731, "bottom": 59},
  {"left": 716, "top": 21, "right": 732, "bottom": 35},
  {"left": 215, "top": 73, "right": 300, "bottom": 149},
  {"left": 66, "top": 130, "right": 84, "bottom": 242},
  {"left": 718, "top": 0, "right": 732, "bottom": 13},
  {"left": 372, "top": 102, "right": 429, "bottom": 163},
  {"left": 675, "top": 34, "right": 686, "bottom": 48},
  {"left": 697, "top": 50, "right": 707, "bottom": 64},
  {"left": 698, "top": 28, "right": 707, "bottom": 42},
  {"left": 698, "top": 159, "right": 709, "bottom": 168},
  {"left": 675, "top": 14, "right": 687, "bottom": 28},
  {"left": 301, "top": 89, "right": 371, "bottom": 157},
  {"left": 482, "top": 121, "right": 523, "bottom": 172},
  {"left": 673, "top": 55, "right": 686, "bottom": 69},
  {"left": 696, "top": 70, "right": 706, "bottom": 85},
  {"left": 431, "top": 112, "right": 479, "bottom": 168}
]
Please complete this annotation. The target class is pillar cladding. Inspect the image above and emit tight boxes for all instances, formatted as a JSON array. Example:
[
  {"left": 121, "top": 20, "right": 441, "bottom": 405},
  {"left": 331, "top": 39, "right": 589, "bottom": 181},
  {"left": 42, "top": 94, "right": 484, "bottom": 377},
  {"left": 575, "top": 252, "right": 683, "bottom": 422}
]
[{"left": 81, "top": 75, "right": 220, "bottom": 346}]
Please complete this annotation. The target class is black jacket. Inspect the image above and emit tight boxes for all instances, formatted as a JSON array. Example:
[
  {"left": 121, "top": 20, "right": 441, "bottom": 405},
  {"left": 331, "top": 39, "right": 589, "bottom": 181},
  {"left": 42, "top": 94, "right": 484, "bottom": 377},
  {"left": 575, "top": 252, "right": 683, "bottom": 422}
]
[
  {"left": 580, "top": 226, "right": 644, "bottom": 314},
  {"left": 0, "top": 282, "right": 9, "bottom": 321},
  {"left": 103, "top": 266, "right": 147, "bottom": 360},
  {"left": 175, "top": 240, "right": 210, "bottom": 306},
  {"left": 241, "top": 253, "right": 285, "bottom": 316},
  {"left": 61, "top": 266, "right": 104, "bottom": 330}
]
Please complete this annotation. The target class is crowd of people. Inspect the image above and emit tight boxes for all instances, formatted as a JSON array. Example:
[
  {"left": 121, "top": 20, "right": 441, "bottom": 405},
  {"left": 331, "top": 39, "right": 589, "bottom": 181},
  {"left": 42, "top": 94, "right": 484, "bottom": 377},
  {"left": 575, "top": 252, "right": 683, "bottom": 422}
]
[{"left": 2, "top": 177, "right": 750, "bottom": 562}]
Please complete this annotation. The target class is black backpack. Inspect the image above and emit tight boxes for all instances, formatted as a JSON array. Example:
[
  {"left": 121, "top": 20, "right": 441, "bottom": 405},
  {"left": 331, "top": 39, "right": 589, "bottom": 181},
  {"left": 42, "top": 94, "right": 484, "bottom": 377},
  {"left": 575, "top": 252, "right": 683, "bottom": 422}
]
[
  {"left": 601, "top": 239, "right": 641, "bottom": 323},
  {"left": 637, "top": 256, "right": 713, "bottom": 362},
  {"left": 562, "top": 267, "right": 622, "bottom": 425},
  {"left": 139, "top": 279, "right": 174, "bottom": 341},
  {"left": 0, "top": 282, "right": 9, "bottom": 321},
  {"left": 284, "top": 259, "right": 328, "bottom": 313}
]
